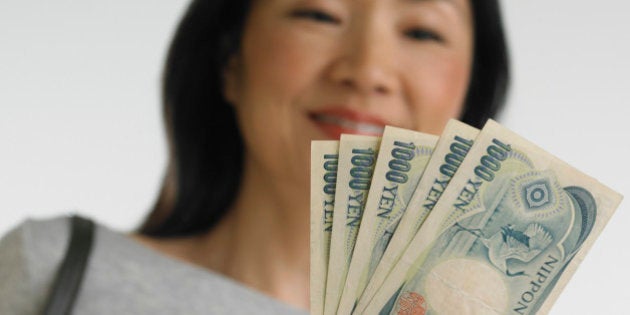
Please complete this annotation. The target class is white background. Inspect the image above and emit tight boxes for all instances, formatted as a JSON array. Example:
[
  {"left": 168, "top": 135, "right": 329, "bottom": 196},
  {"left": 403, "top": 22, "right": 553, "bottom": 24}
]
[{"left": 1, "top": 1, "right": 628, "bottom": 314}]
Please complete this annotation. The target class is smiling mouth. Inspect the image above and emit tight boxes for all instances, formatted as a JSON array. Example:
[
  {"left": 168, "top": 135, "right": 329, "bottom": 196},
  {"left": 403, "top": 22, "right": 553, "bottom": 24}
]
[
  {"left": 309, "top": 111, "right": 386, "bottom": 139},
  {"left": 313, "top": 114, "right": 385, "bottom": 134}
]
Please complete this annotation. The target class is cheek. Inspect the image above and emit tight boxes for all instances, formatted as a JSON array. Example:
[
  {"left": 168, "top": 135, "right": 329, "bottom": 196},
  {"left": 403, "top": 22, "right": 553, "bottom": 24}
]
[
  {"left": 424, "top": 55, "right": 470, "bottom": 114},
  {"left": 239, "top": 25, "right": 326, "bottom": 111},
  {"left": 233, "top": 20, "right": 330, "bottom": 182},
  {"left": 403, "top": 51, "right": 471, "bottom": 134}
]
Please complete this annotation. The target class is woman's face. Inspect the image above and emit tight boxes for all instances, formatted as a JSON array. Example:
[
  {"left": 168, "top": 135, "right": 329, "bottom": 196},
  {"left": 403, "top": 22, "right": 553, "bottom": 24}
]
[{"left": 225, "top": 0, "right": 473, "bottom": 186}]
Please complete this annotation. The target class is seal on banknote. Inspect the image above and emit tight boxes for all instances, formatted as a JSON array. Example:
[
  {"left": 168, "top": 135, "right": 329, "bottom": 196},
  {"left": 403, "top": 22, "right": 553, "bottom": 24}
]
[{"left": 396, "top": 291, "right": 427, "bottom": 315}]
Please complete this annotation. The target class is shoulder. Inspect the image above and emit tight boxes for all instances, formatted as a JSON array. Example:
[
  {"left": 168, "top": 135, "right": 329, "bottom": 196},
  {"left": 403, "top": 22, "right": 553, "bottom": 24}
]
[
  {"left": 0, "top": 216, "right": 72, "bottom": 314},
  {"left": 0, "top": 217, "right": 307, "bottom": 315},
  {"left": 81, "top": 228, "right": 308, "bottom": 314}
]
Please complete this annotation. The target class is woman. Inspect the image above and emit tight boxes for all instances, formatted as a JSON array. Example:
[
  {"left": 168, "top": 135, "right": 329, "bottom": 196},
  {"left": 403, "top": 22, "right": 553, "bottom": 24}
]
[{"left": 0, "top": 0, "right": 508, "bottom": 313}]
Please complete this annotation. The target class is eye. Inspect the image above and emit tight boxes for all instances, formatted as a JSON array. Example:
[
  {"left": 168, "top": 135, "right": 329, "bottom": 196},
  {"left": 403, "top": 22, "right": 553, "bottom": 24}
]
[
  {"left": 291, "top": 9, "right": 340, "bottom": 24},
  {"left": 404, "top": 28, "right": 444, "bottom": 43}
]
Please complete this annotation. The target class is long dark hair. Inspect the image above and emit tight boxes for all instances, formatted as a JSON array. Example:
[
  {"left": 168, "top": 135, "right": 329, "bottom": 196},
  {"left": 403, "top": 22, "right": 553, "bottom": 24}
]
[{"left": 139, "top": 0, "right": 510, "bottom": 237}]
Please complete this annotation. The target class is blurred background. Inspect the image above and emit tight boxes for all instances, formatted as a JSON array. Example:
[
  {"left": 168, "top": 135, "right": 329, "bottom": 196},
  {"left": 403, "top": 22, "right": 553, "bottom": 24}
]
[{"left": 1, "top": 1, "right": 628, "bottom": 313}]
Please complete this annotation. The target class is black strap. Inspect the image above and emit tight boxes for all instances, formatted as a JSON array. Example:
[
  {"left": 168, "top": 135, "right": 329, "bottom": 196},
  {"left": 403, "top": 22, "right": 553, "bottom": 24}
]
[{"left": 42, "top": 215, "right": 95, "bottom": 315}]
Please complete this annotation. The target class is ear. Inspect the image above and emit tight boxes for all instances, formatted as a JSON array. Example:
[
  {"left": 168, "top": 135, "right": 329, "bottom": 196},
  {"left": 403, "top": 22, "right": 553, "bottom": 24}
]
[{"left": 222, "top": 54, "right": 241, "bottom": 106}]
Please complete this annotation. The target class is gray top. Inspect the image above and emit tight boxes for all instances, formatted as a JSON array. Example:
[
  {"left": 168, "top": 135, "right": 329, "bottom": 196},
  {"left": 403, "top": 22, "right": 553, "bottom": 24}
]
[{"left": 0, "top": 217, "right": 308, "bottom": 315}]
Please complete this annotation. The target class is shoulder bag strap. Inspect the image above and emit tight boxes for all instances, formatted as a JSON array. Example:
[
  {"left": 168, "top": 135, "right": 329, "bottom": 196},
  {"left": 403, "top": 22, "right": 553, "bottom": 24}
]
[{"left": 42, "top": 215, "right": 95, "bottom": 315}]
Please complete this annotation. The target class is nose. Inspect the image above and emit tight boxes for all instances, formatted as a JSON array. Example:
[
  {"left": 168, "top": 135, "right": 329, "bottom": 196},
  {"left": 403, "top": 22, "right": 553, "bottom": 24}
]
[{"left": 327, "top": 24, "right": 399, "bottom": 96}]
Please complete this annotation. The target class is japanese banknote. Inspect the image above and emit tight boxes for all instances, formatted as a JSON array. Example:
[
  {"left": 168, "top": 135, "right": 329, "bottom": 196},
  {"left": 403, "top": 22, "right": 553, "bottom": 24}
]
[{"left": 310, "top": 119, "right": 623, "bottom": 315}]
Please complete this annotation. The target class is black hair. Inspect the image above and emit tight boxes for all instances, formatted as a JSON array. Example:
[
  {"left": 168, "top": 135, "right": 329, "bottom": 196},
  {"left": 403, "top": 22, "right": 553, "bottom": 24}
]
[{"left": 139, "top": 0, "right": 510, "bottom": 237}]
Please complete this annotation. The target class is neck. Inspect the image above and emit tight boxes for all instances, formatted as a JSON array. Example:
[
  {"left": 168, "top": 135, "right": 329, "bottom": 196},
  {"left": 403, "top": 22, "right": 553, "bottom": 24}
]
[{"left": 195, "top": 155, "right": 310, "bottom": 309}]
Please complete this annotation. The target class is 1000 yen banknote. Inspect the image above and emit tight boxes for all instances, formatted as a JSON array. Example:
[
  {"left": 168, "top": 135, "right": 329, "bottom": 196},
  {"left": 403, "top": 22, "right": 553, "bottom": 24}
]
[
  {"left": 363, "top": 120, "right": 623, "bottom": 315},
  {"left": 337, "top": 126, "right": 438, "bottom": 315},
  {"left": 354, "top": 120, "right": 479, "bottom": 314},
  {"left": 310, "top": 141, "right": 339, "bottom": 315},
  {"left": 323, "top": 135, "right": 380, "bottom": 315}
]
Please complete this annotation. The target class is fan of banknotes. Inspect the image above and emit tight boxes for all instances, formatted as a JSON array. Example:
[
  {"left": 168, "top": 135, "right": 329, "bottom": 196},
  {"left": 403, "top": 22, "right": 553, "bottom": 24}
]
[{"left": 310, "top": 119, "right": 623, "bottom": 315}]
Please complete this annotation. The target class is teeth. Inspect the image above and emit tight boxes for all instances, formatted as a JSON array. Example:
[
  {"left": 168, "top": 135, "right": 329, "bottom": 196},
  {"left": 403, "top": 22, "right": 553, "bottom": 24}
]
[{"left": 314, "top": 114, "right": 385, "bottom": 134}]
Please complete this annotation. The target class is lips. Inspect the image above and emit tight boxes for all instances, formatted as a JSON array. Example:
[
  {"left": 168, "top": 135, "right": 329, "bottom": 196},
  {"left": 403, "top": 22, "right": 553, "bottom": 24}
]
[{"left": 309, "top": 108, "right": 387, "bottom": 139}]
